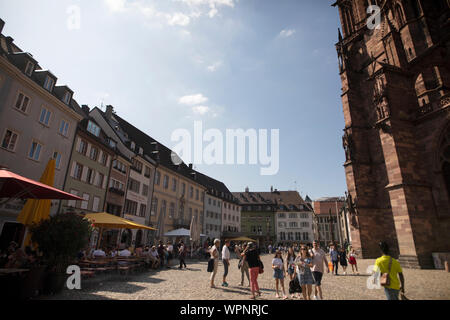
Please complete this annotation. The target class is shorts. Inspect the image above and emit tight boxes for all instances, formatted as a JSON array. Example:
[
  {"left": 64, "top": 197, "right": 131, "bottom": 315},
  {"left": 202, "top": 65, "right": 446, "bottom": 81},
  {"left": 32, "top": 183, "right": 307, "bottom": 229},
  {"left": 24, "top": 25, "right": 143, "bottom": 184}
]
[
  {"left": 288, "top": 266, "right": 295, "bottom": 275},
  {"left": 349, "top": 256, "right": 357, "bottom": 265},
  {"left": 273, "top": 268, "right": 284, "bottom": 280},
  {"left": 312, "top": 271, "right": 323, "bottom": 286}
]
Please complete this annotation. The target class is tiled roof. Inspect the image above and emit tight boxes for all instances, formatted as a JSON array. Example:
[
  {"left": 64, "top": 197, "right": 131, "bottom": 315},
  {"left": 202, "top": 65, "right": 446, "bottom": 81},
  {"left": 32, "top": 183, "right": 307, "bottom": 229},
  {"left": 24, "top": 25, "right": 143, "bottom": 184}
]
[{"left": 232, "top": 190, "right": 310, "bottom": 211}]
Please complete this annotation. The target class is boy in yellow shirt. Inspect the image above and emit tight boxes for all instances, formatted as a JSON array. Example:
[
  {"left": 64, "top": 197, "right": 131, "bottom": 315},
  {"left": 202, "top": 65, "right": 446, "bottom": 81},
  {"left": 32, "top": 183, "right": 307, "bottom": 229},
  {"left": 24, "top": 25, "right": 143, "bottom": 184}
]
[{"left": 373, "top": 241, "right": 405, "bottom": 300}]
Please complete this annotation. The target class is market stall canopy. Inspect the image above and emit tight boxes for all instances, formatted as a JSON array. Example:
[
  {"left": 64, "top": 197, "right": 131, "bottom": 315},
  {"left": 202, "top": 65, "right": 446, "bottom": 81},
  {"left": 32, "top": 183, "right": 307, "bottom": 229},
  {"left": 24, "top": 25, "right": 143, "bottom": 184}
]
[
  {"left": 164, "top": 228, "right": 206, "bottom": 237},
  {"left": 0, "top": 169, "right": 82, "bottom": 200},
  {"left": 228, "top": 236, "right": 257, "bottom": 242},
  {"left": 84, "top": 212, "right": 156, "bottom": 230}
]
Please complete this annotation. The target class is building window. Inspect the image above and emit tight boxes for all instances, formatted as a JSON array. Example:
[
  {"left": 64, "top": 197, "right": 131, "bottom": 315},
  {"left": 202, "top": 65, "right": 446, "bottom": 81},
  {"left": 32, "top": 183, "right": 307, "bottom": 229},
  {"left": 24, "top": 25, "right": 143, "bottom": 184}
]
[
  {"left": 144, "top": 166, "right": 151, "bottom": 178},
  {"left": 59, "top": 120, "right": 69, "bottom": 137},
  {"left": 163, "top": 175, "right": 169, "bottom": 189},
  {"left": 151, "top": 198, "right": 158, "bottom": 216},
  {"left": 196, "top": 189, "right": 199, "bottom": 200},
  {"left": 43, "top": 76, "right": 55, "bottom": 92},
  {"left": 303, "top": 232, "right": 309, "bottom": 241},
  {"left": 301, "top": 222, "right": 309, "bottom": 228},
  {"left": 1, "top": 129, "right": 19, "bottom": 152},
  {"left": 74, "top": 163, "right": 83, "bottom": 180},
  {"left": 142, "top": 184, "right": 149, "bottom": 196},
  {"left": 128, "top": 178, "right": 141, "bottom": 194},
  {"left": 181, "top": 183, "right": 186, "bottom": 196},
  {"left": 87, "top": 121, "right": 100, "bottom": 137},
  {"left": 160, "top": 200, "right": 167, "bottom": 217},
  {"left": 169, "top": 202, "right": 175, "bottom": 219},
  {"left": 52, "top": 151, "right": 62, "bottom": 169},
  {"left": 100, "top": 152, "right": 107, "bottom": 166},
  {"left": 124, "top": 199, "right": 138, "bottom": 216},
  {"left": 289, "top": 222, "right": 298, "bottom": 228},
  {"left": 81, "top": 193, "right": 90, "bottom": 210},
  {"left": 25, "top": 61, "right": 34, "bottom": 76},
  {"left": 190, "top": 186, "right": 194, "bottom": 198},
  {"left": 68, "top": 189, "right": 78, "bottom": 208},
  {"left": 39, "top": 108, "right": 52, "bottom": 126},
  {"left": 139, "top": 204, "right": 147, "bottom": 218},
  {"left": 14, "top": 92, "right": 30, "bottom": 113},
  {"left": 63, "top": 92, "right": 71, "bottom": 105},
  {"left": 89, "top": 147, "right": 98, "bottom": 161},
  {"left": 131, "top": 158, "right": 143, "bottom": 173},
  {"left": 28, "top": 141, "right": 42, "bottom": 161},
  {"left": 78, "top": 140, "right": 88, "bottom": 155},
  {"left": 109, "top": 139, "right": 116, "bottom": 149},
  {"left": 92, "top": 197, "right": 100, "bottom": 212},
  {"left": 86, "top": 168, "right": 94, "bottom": 185},
  {"left": 155, "top": 171, "right": 161, "bottom": 185},
  {"left": 97, "top": 173, "right": 104, "bottom": 188},
  {"left": 172, "top": 178, "right": 177, "bottom": 192}
]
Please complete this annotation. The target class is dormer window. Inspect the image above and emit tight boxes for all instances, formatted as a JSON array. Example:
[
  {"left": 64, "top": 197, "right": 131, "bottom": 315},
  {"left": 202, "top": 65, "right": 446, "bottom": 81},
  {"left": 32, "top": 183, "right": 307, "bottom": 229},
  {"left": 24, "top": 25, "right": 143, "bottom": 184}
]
[
  {"left": 44, "top": 76, "right": 55, "bottom": 92},
  {"left": 63, "top": 91, "right": 71, "bottom": 105},
  {"left": 139, "top": 147, "right": 143, "bottom": 155},
  {"left": 24, "top": 61, "right": 34, "bottom": 77},
  {"left": 87, "top": 120, "right": 100, "bottom": 137},
  {"left": 131, "top": 141, "right": 136, "bottom": 150}
]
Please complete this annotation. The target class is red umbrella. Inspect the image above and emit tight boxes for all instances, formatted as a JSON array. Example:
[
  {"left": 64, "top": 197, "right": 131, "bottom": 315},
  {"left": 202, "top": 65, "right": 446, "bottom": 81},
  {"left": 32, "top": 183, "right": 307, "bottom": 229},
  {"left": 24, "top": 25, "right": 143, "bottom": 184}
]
[{"left": 0, "top": 169, "right": 82, "bottom": 200}]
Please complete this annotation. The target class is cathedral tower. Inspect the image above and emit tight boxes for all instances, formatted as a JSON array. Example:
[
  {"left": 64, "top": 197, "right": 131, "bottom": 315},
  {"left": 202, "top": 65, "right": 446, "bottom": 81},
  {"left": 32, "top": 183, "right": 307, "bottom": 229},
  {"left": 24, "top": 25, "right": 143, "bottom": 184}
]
[{"left": 333, "top": 0, "right": 450, "bottom": 268}]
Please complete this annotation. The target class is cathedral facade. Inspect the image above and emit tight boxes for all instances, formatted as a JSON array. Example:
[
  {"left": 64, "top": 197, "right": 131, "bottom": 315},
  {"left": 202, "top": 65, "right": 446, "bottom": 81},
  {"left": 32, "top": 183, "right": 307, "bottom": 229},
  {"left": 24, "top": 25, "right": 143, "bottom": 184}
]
[{"left": 333, "top": 0, "right": 450, "bottom": 268}]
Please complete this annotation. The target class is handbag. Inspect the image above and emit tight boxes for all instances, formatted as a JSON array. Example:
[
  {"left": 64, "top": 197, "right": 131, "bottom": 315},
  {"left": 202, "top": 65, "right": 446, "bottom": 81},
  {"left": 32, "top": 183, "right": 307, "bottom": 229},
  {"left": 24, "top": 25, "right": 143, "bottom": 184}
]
[
  {"left": 258, "top": 259, "right": 264, "bottom": 274},
  {"left": 238, "top": 259, "right": 242, "bottom": 270},
  {"left": 289, "top": 277, "right": 302, "bottom": 294},
  {"left": 207, "top": 258, "right": 214, "bottom": 272},
  {"left": 380, "top": 257, "right": 392, "bottom": 287}
]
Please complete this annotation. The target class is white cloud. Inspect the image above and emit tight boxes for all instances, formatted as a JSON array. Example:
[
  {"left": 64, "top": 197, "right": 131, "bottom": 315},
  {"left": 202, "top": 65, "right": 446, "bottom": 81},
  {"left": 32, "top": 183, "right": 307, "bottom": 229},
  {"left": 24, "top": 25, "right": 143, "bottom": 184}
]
[
  {"left": 104, "top": 0, "right": 127, "bottom": 12},
  {"left": 179, "top": 94, "right": 209, "bottom": 106},
  {"left": 279, "top": 29, "right": 296, "bottom": 38},
  {"left": 167, "top": 12, "right": 191, "bottom": 26},
  {"left": 192, "top": 105, "right": 211, "bottom": 115},
  {"left": 207, "top": 60, "right": 223, "bottom": 72}
]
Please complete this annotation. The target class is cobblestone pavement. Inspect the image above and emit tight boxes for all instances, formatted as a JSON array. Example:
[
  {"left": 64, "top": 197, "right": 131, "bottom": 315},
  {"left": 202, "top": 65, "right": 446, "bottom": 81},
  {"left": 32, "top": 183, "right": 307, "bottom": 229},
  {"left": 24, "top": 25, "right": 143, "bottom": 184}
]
[{"left": 45, "top": 254, "right": 450, "bottom": 300}]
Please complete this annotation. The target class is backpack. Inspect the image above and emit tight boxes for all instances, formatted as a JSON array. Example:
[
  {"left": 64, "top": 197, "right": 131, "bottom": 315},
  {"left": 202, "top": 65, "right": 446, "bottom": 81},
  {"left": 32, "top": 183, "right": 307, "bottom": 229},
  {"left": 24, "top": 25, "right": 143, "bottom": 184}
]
[{"left": 289, "top": 276, "right": 302, "bottom": 294}]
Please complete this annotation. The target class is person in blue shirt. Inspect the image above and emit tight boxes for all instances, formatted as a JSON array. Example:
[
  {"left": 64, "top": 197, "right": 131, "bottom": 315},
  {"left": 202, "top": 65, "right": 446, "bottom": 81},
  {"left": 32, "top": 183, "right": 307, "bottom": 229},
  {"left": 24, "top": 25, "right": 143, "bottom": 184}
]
[{"left": 329, "top": 244, "right": 339, "bottom": 275}]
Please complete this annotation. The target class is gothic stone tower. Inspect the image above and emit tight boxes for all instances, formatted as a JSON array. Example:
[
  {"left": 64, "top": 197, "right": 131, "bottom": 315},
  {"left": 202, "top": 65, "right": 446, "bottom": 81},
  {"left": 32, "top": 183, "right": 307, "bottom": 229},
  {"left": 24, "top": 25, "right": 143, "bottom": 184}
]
[{"left": 333, "top": 0, "right": 450, "bottom": 268}]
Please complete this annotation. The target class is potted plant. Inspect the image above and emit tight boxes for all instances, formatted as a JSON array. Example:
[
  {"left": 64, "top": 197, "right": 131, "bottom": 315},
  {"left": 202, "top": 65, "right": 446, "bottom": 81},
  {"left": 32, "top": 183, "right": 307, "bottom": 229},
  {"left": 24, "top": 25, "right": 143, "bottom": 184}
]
[{"left": 30, "top": 213, "right": 92, "bottom": 295}]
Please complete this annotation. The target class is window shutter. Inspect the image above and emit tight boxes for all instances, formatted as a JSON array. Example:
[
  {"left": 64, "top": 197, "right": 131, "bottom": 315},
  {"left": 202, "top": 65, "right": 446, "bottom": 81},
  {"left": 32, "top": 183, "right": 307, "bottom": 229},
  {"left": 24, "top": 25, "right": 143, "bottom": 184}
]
[
  {"left": 102, "top": 175, "right": 108, "bottom": 189},
  {"left": 81, "top": 166, "right": 88, "bottom": 182},
  {"left": 86, "top": 143, "right": 91, "bottom": 158},
  {"left": 70, "top": 161, "right": 76, "bottom": 178},
  {"left": 106, "top": 155, "right": 111, "bottom": 167},
  {"left": 76, "top": 138, "right": 81, "bottom": 153},
  {"left": 98, "top": 150, "right": 103, "bottom": 164}
]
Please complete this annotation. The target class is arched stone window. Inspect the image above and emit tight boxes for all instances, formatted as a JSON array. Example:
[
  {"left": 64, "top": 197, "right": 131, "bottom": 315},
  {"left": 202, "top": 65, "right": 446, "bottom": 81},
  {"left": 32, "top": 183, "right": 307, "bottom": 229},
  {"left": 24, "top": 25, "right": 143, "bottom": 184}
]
[
  {"left": 395, "top": 4, "right": 406, "bottom": 25},
  {"left": 410, "top": 0, "right": 421, "bottom": 18}
]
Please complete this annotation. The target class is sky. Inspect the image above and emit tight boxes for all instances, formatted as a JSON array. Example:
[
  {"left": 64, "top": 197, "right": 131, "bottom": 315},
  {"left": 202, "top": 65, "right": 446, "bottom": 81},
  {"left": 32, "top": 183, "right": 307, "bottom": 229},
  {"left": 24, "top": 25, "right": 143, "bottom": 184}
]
[{"left": 0, "top": 0, "right": 346, "bottom": 200}]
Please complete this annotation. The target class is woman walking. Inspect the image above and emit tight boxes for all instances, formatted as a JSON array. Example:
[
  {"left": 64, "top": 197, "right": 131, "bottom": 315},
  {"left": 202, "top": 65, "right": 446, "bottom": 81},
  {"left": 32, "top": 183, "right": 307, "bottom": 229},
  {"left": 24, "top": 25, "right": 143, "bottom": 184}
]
[
  {"left": 339, "top": 247, "right": 348, "bottom": 275},
  {"left": 295, "top": 246, "right": 314, "bottom": 300},
  {"left": 209, "top": 239, "right": 220, "bottom": 288},
  {"left": 286, "top": 247, "right": 296, "bottom": 281},
  {"left": 238, "top": 243, "right": 250, "bottom": 286},
  {"left": 178, "top": 240, "right": 187, "bottom": 269},
  {"left": 272, "top": 250, "right": 288, "bottom": 299},
  {"left": 241, "top": 242, "right": 262, "bottom": 299},
  {"left": 348, "top": 247, "right": 359, "bottom": 275}
]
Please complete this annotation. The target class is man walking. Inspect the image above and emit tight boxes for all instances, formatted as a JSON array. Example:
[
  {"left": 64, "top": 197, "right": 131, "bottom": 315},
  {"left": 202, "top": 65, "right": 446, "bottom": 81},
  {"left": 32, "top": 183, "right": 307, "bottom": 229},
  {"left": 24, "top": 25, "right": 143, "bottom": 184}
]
[
  {"left": 222, "top": 239, "right": 231, "bottom": 287},
  {"left": 178, "top": 240, "right": 187, "bottom": 269},
  {"left": 374, "top": 241, "right": 405, "bottom": 300},
  {"left": 310, "top": 240, "right": 329, "bottom": 300}
]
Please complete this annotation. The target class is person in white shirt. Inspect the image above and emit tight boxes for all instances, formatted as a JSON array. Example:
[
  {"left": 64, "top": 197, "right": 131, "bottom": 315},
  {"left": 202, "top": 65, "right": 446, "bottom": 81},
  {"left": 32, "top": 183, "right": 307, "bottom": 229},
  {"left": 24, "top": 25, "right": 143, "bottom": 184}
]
[
  {"left": 93, "top": 247, "right": 106, "bottom": 258},
  {"left": 167, "top": 242, "right": 174, "bottom": 267},
  {"left": 222, "top": 240, "right": 231, "bottom": 287},
  {"left": 272, "top": 250, "right": 288, "bottom": 299},
  {"left": 119, "top": 248, "right": 131, "bottom": 257},
  {"left": 149, "top": 246, "right": 160, "bottom": 269}
]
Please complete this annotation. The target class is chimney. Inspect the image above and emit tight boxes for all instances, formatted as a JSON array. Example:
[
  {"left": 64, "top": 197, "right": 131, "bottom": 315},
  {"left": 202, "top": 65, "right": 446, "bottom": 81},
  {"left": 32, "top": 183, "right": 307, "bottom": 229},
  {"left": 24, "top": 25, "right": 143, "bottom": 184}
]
[
  {"left": 245, "top": 186, "right": 249, "bottom": 193},
  {"left": 0, "top": 19, "right": 5, "bottom": 35},
  {"left": 105, "top": 105, "right": 114, "bottom": 120},
  {"left": 189, "top": 163, "right": 193, "bottom": 170},
  {"left": 81, "top": 105, "right": 90, "bottom": 115},
  {"left": 271, "top": 186, "right": 273, "bottom": 192}
]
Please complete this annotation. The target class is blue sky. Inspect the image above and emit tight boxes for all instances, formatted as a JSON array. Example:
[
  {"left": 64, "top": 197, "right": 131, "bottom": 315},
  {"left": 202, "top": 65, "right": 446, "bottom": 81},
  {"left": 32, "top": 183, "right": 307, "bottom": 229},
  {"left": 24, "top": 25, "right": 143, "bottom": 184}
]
[{"left": 0, "top": 0, "right": 345, "bottom": 200}]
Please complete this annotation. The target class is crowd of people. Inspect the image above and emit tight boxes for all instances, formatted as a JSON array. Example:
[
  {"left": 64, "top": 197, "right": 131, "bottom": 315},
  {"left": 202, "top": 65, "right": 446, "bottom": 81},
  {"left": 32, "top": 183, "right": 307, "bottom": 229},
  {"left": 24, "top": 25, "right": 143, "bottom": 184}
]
[{"left": 0, "top": 241, "right": 38, "bottom": 269}]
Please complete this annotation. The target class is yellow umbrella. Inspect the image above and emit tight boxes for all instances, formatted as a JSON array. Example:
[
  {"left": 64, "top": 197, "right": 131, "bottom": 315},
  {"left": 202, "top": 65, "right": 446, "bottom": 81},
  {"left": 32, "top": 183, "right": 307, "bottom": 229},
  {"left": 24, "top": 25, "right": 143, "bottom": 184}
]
[
  {"left": 228, "top": 236, "right": 257, "bottom": 242},
  {"left": 17, "top": 159, "right": 55, "bottom": 247}
]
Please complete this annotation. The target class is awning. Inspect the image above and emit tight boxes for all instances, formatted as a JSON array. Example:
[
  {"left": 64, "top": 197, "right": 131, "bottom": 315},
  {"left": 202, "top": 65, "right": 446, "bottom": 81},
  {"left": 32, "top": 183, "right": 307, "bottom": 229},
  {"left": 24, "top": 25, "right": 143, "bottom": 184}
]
[
  {"left": 0, "top": 169, "right": 82, "bottom": 200},
  {"left": 83, "top": 212, "right": 157, "bottom": 230},
  {"left": 228, "top": 236, "right": 257, "bottom": 242},
  {"left": 164, "top": 228, "right": 206, "bottom": 237}
]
